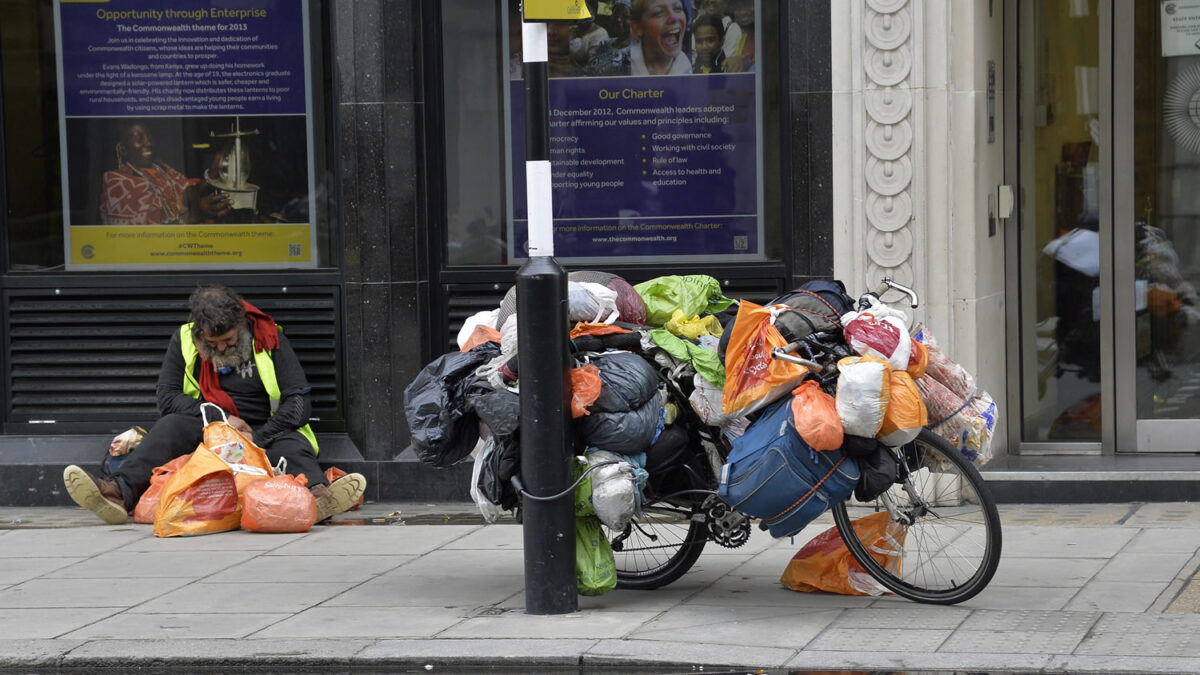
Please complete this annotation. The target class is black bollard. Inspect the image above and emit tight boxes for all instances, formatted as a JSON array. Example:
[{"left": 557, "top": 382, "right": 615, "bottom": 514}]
[
  {"left": 517, "top": 15, "right": 576, "bottom": 615},
  {"left": 516, "top": 257, "right": 575, "bottom": 614}
]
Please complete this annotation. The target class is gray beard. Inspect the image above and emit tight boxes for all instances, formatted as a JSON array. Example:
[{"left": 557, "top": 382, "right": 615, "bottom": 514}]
[{"left": 197, "top": 328, "right": 255, "bottom": 377}]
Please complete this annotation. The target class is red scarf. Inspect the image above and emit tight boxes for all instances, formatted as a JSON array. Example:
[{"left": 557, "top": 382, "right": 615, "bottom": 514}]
[{"left": 196, "top": 300, "right": 278, "bottom": 417}]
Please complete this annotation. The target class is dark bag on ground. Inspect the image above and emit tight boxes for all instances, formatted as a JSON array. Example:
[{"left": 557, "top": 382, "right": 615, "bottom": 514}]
[
  {"left": 403, "top": 342, "right": 501, "bottom": 467},
  {"left": 718, "top": 397, "right": 859, "bottom": 538}
]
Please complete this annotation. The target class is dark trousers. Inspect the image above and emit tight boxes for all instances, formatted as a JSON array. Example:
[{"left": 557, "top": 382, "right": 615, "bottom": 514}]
[{"left": 112, "top": 413, "right": 325, "bottom": 511}]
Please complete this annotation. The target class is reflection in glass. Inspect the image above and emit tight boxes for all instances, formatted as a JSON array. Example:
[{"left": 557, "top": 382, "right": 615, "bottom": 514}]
[
  {"left": 1133, "top": 4, "right": 1200, "bottom": 423},
  {"left": 1017, "top": 1, "right": 1103, "bottom": 441}
]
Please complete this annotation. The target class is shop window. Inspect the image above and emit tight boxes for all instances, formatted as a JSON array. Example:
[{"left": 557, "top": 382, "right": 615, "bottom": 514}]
[
  {"left": 1, "top": 0, "right": 335, "bottom": 272},
  {"left": 440, "top": 0, "right": 782, "bottom": 267}
]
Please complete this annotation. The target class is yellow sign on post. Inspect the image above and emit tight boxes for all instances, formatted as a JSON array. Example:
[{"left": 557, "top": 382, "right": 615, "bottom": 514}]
[{"left": 523, "top": 0, "right": 590, "bottom": 21}]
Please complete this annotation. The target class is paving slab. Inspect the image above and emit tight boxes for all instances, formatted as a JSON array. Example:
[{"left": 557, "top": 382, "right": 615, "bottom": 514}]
[
  {"left": 1096, "top": 551, "right": 1193, "bottom": 582},
  {"left": 1065, "top": 580, "right": 1170, "bottom": 612},
  {"left": 439, "top": 609, "right": 661, "bottom": 639},
  {"left": 0, "top": 576, "right": 191, "bottom": 609},
  {"left": 324, "top": 570, "right": 525, "bottom": 608},
  {"left": 0, "top": 608, "right": 123, "bottom": 639},
  {"left": 358, "top": 638, "right": 598, "bottom": 667},
  {"left": 131, "top": 580, "right": 361, "bottom": 614},
  {"left": 59, "top": 638, "right": 375, "bottom": 667},
  {"left": 632, "top": 604, "right": 841, "bottom": 648},
  {"left": 208, "top": 553, "right": 413, "bottom": 582},
  {"left": 786, "top": 650, "right": 1054, "bottom": 672},
  {"left": 61, "top": 611, "right": 291, "bottom": 639},
  {"left": 43, "top": 549, "right": 261, "bottom": 579},
  {"left": 585, "top": 638, "right": 796, "bottom": 669},
  {"left": 0, "top": 556, "right": 86, "bottom": 584},
  {"left": 253, "top": 605, "right": 468, "bottom": 639},
  {"left": 0, "top": 639, "right": 86, "bottom": 668}
]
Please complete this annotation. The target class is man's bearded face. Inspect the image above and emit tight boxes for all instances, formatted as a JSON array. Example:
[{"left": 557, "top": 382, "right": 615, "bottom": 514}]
[{"left": 198, "top": 324, "right": 254, "bottom": 373}]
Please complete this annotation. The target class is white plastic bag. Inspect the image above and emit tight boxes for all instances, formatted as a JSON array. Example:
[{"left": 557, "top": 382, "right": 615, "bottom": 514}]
[
  {"left": 586, "top": 450, "right": 637, "bottom": 531},
  {"left": 568, "top": 281, "right": 620, "bottom": 324},
  {"left": 456, "top": 309, "right": 499, "bottom": 350},
  {"left": 835, "top": 355, "right": 891, "bottom": 437},
  {"left": 469, "top": 439, "right": 504, "bottom": 523},
  {"left": 499, "top": 313, "right": 519, "bottom": 356}
]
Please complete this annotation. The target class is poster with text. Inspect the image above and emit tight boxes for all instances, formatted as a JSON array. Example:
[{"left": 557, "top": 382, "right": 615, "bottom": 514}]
[
  {"left": 506, "top": 0, "right": 763, "bottom": 262},
  {"left": 55, "top": 0, "right": 317, "bottom": 270}
]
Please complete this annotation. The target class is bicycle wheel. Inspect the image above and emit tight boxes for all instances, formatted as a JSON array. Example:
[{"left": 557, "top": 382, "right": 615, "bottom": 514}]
[
  {"left": 608, "top": 499, "right": 708, "bottom": 590},
  {"left": 831, "top": 429, "right": 1002, "bottom": 605}
]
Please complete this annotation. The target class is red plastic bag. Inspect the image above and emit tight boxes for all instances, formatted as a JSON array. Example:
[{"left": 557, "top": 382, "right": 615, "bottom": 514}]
[
  {"left": 843, "top": 310, "right": 911, "bottom": 371},
  {"left": 133, "top": 453, "right": 192, "bottom": 524},
  {"left": 154, "top": 445, "right": 241, "bottom": 537},
  {"left": 780, "top": 512, "right": 906, "bottom": 595},
  {"left": 570, "top": 364, "right": 603, "bottom": 418},
  {"left": 325, "top": 466, "right": 364, "bottom": 511},
  {"left": 241, "top": 473, "right": 319, "bottom": 533},
  {"left": 722, "top": 301, "right": 809, "bottom": 416},
  {"left": 790, "top": 380, "right": 843, "bottom": 451}
]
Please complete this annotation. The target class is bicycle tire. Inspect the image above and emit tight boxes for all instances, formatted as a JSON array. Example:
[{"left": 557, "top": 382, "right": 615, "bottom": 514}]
[
  {"left": 608, "top": 500, "right": 708, "bottom": 590},
  {"left": 831, "top": 429, "right": 1002, "bottom": 605}
]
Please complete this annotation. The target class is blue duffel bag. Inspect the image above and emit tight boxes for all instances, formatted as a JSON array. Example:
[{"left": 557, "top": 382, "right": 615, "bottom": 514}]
[{"left": 718, "top": 397, "right": 859, "bottom": 538}]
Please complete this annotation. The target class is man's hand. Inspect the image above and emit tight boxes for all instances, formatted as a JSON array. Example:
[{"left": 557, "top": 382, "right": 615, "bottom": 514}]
[
  {"left": 185, "top": 182, "right": 233, "bottom": 220},
  {"left": 227, "top": 415, "right": 254, "bottom": 436}
]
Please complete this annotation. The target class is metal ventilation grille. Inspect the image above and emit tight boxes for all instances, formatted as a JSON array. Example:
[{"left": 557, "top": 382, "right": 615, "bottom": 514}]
[{"left": 4, "top": 286, "right": 341, "bottom": 430}]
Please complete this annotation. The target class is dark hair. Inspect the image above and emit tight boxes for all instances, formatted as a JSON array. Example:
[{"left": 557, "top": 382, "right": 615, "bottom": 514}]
[
  {"left": 188, "top": 285, "right": 246, "bottom": 337},
  {"left": 692, "top": 12, "right": 725, "bottom": 40}
]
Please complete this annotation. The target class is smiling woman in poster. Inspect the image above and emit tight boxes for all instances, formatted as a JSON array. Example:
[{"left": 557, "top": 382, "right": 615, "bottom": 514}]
[
  {"left": 100, "top": 120, "right": 232, "bottom": 225},
  {"left": 630, "top": 0, "right": 692, "bottom": 75}
]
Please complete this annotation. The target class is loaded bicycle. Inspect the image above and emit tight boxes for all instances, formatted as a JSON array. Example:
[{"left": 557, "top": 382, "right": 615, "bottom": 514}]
[{"left": 605, "top": 279, "right": 1002, "bottom": 605}]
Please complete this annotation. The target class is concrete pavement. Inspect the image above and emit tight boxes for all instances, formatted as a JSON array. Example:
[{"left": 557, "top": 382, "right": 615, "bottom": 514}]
[{"left": 1, "top": 501, "right": 1200, "bottom": 672}]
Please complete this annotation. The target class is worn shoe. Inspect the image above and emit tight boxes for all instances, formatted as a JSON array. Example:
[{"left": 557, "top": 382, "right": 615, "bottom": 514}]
[
  {"left": 63, "top": 465, "right": 128, "bottom": 524},
  {"left": 314, "top": 472, "right": 366, "bottom": 522}
]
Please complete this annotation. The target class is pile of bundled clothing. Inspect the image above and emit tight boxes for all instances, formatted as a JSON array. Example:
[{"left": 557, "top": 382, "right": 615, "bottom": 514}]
[{"left": 402, "top": 272, "right": 997, "bottom": 535}]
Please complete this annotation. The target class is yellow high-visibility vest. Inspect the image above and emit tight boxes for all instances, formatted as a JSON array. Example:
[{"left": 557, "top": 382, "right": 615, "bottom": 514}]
[{"left": 179, "top": 323, "right": 319, "bottom": 454}]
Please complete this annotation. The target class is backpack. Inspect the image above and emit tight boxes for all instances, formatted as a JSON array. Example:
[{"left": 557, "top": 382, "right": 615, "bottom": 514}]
[{"left": 717, "top": 398, "right": 859, "bottom": 538}]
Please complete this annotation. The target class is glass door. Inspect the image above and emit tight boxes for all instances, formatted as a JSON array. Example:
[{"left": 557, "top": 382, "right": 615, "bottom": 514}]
[
  {"left": 1012, "top": 0, "right": 1107, "bottom": 450},
  {"left": 1114, "top": 1, "right": 1200, "bottom": 451}
]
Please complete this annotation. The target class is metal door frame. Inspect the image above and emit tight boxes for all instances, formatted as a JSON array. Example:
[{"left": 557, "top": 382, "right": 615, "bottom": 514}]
[{"left": 1004, "top": 0, "right": 1114, "bottom": 456}]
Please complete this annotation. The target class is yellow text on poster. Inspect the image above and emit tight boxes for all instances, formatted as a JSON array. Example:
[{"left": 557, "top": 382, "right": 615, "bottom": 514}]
[{"left": 70, "top": 225, "right": 313, "bottom": 265}]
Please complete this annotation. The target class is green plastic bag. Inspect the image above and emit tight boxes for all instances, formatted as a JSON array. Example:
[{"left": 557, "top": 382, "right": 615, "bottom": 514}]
[
  {"left": 634, "top": 275, "right": 734, "bottom": 327},
  {"left": 573, "top": 457, "right": 594, "bottom": 517},
  {"left": 576, "top": 515, "right": 617, "bottom": 595}
]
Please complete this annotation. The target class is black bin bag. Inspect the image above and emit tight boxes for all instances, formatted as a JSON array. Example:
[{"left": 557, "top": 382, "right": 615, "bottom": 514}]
[{"left": 403, "top": 342, "right": 501, "bottom": 467}]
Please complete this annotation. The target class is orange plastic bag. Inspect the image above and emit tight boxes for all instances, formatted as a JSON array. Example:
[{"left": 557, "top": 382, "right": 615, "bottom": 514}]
[
  {"left": 200, "top": 402, "right": 272, "bottom": 474},
  {"left": 722, "top": 301, "right": 809, "bottom": 416},
  {"left": 154, "top": 445, "right": 241, "bottom": 537},
  {"left": 780, "top": 512, "right": 906, "bottom": 595},
  {"left": 570, "top": 364, "right": 603, "bottom": 418},
  {"left": 241, "top": 473, "right": 319, "bottom": 533},
  {"left": 877, "top": 370, "right": 928, "bottom": 447},
  {"left": 325, "top": 466, "right": 364, "bottom": 510},
  {"left": 790, "top": 380, "right": 843, "bottom": 451},
  {"left": 906, "top": 339, "right": 928, "bottom": 379},
  {"left": 133, "top": 453, "right": 193, "bottom": 524},
  {"left": 570, "top": 322, "right": 631, "bottom": 338},
  {"left": 460, "top": 324, "right": 502, "bottom": 351}
]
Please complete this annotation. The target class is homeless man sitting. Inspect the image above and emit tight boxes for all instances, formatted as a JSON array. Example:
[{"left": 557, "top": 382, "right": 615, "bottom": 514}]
[{"left": 63, "top": 284, "right": 366, "bottom": 525}]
